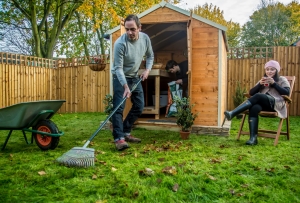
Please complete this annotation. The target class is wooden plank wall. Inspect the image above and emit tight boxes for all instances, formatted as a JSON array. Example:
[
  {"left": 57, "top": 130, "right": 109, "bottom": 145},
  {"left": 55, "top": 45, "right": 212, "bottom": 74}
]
[
  {"left": 0, "top": 53, "right": 110, "bottom": 113},
  {"left": 227, "top": 46, "right": 300, "bottom": 116}
]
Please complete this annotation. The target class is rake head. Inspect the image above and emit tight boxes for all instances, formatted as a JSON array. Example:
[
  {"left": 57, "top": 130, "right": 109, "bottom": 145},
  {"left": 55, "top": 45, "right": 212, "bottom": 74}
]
[{"left": 56, "top": 147, "right": 95, "bottom": 167}]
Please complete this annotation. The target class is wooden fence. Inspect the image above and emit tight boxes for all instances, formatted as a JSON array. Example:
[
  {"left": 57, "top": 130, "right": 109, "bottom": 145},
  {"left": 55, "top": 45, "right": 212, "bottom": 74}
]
[
  {"left": 227, "top": 46, "right": 300, "bottom": 116},
  {"left": 0, "top": 52, "right": 110, "bottom": 113},
  {"left": 1, "top": 46, "right": 299, "bottom": 115}
]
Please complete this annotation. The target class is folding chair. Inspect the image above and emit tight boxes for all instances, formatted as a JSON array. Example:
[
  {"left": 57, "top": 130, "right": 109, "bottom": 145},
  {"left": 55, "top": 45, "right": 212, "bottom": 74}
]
[{"left": 237, "top": 76, "right": 295, "bottom": 146}]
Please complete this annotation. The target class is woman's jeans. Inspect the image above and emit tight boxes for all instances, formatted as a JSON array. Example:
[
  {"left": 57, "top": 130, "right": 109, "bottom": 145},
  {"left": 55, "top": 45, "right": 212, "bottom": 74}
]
[{"left": 112, "top": 76, "right": 144, "bottom": 141}]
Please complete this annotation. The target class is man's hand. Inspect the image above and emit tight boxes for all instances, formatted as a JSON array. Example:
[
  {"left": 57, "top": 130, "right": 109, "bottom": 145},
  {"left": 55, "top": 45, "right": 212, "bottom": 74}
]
[
  {"left": 140, "top": 69, "right": 150, "bottom": 81},
  {"left": 123, "top": 84, "right": 131, "bottom": 98},
  {"left": 175, "top": 79, "right": 183, "bottom": 85}
]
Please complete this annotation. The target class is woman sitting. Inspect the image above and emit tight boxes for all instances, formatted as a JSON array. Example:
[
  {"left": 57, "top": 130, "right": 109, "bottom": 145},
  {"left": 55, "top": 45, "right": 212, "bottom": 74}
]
[{"left": 224, "top": 60, "right": 290, "bottom": 145}]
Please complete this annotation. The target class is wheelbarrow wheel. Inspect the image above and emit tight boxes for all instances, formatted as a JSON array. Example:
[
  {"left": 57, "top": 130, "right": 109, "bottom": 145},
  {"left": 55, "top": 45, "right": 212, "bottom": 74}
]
[{"left": 33, "top": 119, "right": 60, "bottom": 151}]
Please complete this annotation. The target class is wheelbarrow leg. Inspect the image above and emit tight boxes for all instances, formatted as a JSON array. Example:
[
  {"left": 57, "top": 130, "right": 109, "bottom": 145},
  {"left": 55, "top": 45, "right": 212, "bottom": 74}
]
[
  {"left": 22, "top": 130, "right": 32, "bottom": 144},
  {"left": 2, "top": 130, "right": 13, "bottom": 150}
]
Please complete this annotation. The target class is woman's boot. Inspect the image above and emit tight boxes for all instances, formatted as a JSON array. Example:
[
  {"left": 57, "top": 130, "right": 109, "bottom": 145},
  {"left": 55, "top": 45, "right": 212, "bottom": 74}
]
[
  {"left": 246, "top": 117, "right": 258, "bottom": 145},
  {"left": 224, "top": 101, "right": 252, "bottom": 120}
]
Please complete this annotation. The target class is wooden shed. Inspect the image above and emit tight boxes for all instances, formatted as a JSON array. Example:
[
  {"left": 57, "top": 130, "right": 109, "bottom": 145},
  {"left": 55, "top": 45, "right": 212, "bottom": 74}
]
[{"left": 107, "top": 1, "right": 229, "bottom": 135}]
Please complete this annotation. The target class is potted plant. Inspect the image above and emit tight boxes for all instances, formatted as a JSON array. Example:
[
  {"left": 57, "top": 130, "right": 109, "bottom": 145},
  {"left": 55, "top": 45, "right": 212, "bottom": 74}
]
[
  {"left": 233, "top": 81, "right": 247, "bottom": 119},
  {"left": 173, "top": 96, "right": 198, "bottom": 139},
  {"left": 102, "top": 94, "right": 113, "bottom": 131}
]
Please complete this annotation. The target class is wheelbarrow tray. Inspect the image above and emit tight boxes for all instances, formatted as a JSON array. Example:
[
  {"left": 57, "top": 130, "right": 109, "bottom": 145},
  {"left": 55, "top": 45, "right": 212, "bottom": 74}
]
[
  {"left": 0, "top": 100, "right": 65, "bottom": 130},
  {"left": 0, "top": 100, "right": 66, "bottom": 150}
]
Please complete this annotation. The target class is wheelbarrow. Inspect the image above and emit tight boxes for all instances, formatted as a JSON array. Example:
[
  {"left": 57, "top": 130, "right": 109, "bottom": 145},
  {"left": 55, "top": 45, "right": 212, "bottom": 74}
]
[{"left": 0, "top": 100, "right": 66, "bottom": 151}]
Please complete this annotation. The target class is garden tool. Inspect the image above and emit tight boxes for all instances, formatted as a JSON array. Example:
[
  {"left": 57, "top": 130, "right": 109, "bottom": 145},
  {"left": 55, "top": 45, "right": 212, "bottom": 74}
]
[{"left": 56, "top": 77, "right": 143, "bottom": 167}]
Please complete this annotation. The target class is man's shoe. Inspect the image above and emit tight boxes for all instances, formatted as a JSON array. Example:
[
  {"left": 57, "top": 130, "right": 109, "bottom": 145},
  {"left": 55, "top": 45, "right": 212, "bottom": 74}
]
[
  {"left": 115, "top": 140, "right": 129, "bottom": 151},
  {"left": 125, "top": 135, "right": 141, "bottom": 143}
]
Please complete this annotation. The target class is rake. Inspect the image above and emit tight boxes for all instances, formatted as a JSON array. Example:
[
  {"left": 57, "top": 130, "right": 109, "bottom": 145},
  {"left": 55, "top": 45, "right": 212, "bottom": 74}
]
[{"left": 56, "top": 78, "right": 143, "bottom": 167}]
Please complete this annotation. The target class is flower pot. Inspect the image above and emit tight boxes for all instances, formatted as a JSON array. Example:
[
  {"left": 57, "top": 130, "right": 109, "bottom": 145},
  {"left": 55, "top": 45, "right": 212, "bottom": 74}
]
[{"left": 180, "top": 130, "right": 190, "bottom": 140}]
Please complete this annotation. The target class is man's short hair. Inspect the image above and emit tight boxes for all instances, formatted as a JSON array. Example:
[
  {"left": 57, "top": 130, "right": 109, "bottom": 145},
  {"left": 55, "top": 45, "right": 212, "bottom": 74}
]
[
  {"left": 165, "top": 60, "right": 178, "bottom": 71},
  {"left": 124, "top": 14, "right": 141, "bottom": 28}
]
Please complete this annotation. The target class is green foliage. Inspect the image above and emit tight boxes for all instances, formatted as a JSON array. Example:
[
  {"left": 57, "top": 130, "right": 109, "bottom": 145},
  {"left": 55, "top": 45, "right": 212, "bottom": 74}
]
[
  {"left": 173, "top": 96, "right": 198, "bottom": 132},
  {"left": 103, "top": 94, "right": 113, "bottom": 122},
  {"left": 0, "top": 113, "right": 300, "bottom": 202},
  {"left": 190, "top": 3, "right": 241, "bottom": 48},
  {"left": 241, "top": 0, "right": 299, "bottom": 47},
  {"left": 233, "top": 81, "right": 247, "bottom": 107}
]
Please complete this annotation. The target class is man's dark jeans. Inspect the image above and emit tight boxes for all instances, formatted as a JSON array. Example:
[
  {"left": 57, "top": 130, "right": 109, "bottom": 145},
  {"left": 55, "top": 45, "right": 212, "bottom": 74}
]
[{"left": 112, "top": 76, "right": 144, "bottom": 141}]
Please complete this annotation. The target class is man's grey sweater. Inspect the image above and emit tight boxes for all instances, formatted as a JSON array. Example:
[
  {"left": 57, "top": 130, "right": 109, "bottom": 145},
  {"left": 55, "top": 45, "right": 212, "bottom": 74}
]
[{"left": 112, "top": 32, "right": 154, "bottom": 86}]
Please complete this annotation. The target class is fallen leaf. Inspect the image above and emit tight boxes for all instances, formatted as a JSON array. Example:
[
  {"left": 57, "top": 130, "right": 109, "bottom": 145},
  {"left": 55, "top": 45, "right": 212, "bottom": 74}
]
[
  {"left": 111, "top": 167, "right": 117, "bottom": 172},
  {"left": 241, "top": 184, "right": 249, "bottom": 188},
  {"left": 95, "top": 200, "right": 107, "bottom": 203},
  {"left": 219, "top": 144, "right": 225, "bottom": 148},
  {"left": 139, "top": 168, "right": 154, "bottom": 176},
  {"left": 265, "top": 168, "right": 275, "bottom": 173},
  {"left": 238, "top": 156, "right": 243, "bottom": 161},
  {"left": 229, "top": 189, "right": 235, "bottom": 195},
  {"left": 210, "top": 158, "right": 221, "bottom": 164},
  {"left": 99, "top": 161, "right": 107, "bottom": 165},
  {"left": 284, "top": 165, "right": 291, "bottom": 170},
  {"left": 236, "top": 193, "right": 244, "bottom": 197},
  {"left": 157, "top": 178, "right": 162, "bottom": 183},
  {"left": 133, "top": 191, "right": 139, "bottom": 198},
  {"left": 92, "top": 174, "right": 97, "bottom": 179},
  {"left": 158, "top": 158, "right": 165, "bottom": 162},
  {"left": 38, "top": 171, "right": 46, "bottom": 176},
  {"left": 172, "top": 183, "right": 179, "bottom": 192},
  {"left": 253, "top": 166, "right": 261, "bottom": 171},
  {"left": 162, "top": 166, "right": 177, "bottom": 175},
  {"left": 9, "top": 154, "right": 13, "bottom": 158},
  {"left": 206, "top": 173, "right": 216, "bottom": 180},
  {"left": 134, "top": 153, "right": 138, "bottom": 158}
]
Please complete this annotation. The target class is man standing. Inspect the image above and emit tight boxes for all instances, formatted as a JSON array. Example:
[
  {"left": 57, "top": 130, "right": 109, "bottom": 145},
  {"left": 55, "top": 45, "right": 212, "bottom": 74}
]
[
  {"left": 165, "top": 60, "right": 189, "bottom": 97},
  {"left": 111, "top": 14, "right": 154, "bottom": 151}
]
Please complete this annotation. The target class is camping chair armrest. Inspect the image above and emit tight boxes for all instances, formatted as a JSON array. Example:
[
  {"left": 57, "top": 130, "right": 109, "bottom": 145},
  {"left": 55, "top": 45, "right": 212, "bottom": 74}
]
[
  {"left": 243, "top": 93, "right": 251, "bottom": 98},
  {"left": 282, "top": 95, "right": 292, "bottom": 104}
]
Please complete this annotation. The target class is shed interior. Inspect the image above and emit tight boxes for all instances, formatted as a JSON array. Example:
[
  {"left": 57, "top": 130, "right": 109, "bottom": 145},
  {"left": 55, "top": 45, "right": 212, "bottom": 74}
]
[{"left": 137, "top": 22, "right": 190, "bottom": 122}]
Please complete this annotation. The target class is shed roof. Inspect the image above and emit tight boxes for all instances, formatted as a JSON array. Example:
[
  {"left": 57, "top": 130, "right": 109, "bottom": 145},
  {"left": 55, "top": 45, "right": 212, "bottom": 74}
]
[{"left": 107, "top": 1, "right": 228, "bottom": 34}]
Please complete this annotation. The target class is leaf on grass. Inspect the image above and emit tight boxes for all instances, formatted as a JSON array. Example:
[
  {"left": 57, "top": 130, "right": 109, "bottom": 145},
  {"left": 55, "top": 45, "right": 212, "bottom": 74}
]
[
  {"left": 134, "top": 152, "right": 138, "bottom": 158},
  {"left": 162, "top": 166, "right": 177, "bottom": 175},
  {"left": 95, "top": 200, "right": 107, "bottom": 203},
  {"left": 178, "top": 162, "right": 186, "bottom": 168},
  {"left": 172, "top": 183, "right": 179, "bottom": 192},
  {"left": 265, "top": 168, "right": 275, "bottom": 173},
  {"left": 139, "top": 168, "right": 154, "bottom": 176},
  {"left": 38, "top": 171, "right": 46, "bottom": 176},
  {"left": 253, "top": 166, "right": 261, "bottom": 171},
  {"left": 238, "top": 156, "right": 243, "bottom": 161},
  {"left": 111, "top": 167, "right": 117, "bottom": 172},
  {"left": 90, "top": 141, "right": 94, "bottom": 146},
  {"left": 158, "top": 158, "right": 165, "bottom": 162},
  {"left": 9, "top": 154, "right": 13, "bottom": 158},
  {"left": 210, "top": 158, "right": 221, "bottom": 164},
  {"left": 241, "top": 184, "right": 249, "bottom": 188},
  {"left": 99, "top": 161, "right": 107, "bottom": 165},
  {"left": 284, "top": 165, "right": 291, "bottom": 170},
  {"left": 236, "top": 193, "right": 244, "bottom": 197},
  {"left": 133, "top": 191, "right": 139, "bottom": 198},
  {"left": 206, "top": 173, "right": 216, "bottom": 180},
  {"left": 96, "top": 150, "right": 105, "bottom": 155},
  {"left": 119, "top": 152, "right": 127, "bottom": 156},
  {"left": 157, "top": 178, "right": 162, "bottom": 183},
  {"left": 92, "top": 174, "right": 97, "bottom": 179},
  {"left": 229, "top": 189, "right": 235, "bottom": 195},
  {"left": 219, "top": 144, "right": 225, "bottom": 148}
]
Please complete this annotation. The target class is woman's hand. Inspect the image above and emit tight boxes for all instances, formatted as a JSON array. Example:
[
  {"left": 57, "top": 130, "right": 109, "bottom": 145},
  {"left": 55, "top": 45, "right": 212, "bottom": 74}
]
[{"left": 260, "top": 77, "right": 275, "bottom": 86}]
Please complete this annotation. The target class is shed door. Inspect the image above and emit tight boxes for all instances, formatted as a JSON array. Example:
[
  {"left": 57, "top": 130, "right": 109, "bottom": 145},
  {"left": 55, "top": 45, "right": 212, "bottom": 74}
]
[{"left": 187, "top": 14, "right": 193, "bottom": 97}]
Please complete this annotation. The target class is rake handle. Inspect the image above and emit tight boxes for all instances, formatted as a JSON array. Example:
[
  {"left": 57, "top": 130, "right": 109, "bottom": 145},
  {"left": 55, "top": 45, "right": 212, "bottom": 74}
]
[{"left": 83, "top": 77, "right": 143, "bottom": 148}]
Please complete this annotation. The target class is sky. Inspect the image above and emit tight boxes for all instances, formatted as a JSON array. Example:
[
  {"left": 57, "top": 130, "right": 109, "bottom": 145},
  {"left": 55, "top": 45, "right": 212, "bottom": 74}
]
[{"left": 177, "top": 0, "right": 298, "bottom": 25}]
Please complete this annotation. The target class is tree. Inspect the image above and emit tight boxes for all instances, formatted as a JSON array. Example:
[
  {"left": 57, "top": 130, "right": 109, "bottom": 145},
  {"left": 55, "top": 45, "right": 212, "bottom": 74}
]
[
  {"left": 0, "top": 0, "right": 84, "bottom": 58},
  {"left": 190, "top": 3, "right": 241, "bottom": 48},
  {"left": 241, "top": 0, "right": 299, "bottom": 47}
]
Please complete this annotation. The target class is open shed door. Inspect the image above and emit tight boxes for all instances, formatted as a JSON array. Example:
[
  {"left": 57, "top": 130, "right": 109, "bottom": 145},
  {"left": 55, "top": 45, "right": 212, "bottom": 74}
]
[{"left": 187, "top": 13, "right": 193, "bottom": 97}]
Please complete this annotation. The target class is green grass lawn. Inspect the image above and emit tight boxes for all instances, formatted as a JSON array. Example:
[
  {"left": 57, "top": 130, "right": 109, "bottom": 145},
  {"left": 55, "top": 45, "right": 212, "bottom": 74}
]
[{"left": 0, "top": 112, "right": 299, "bottom": 203}]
